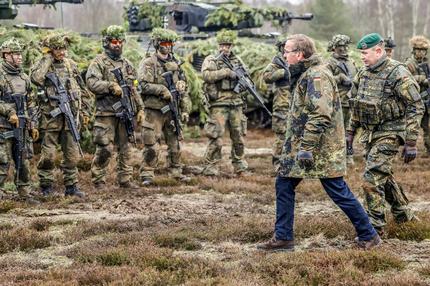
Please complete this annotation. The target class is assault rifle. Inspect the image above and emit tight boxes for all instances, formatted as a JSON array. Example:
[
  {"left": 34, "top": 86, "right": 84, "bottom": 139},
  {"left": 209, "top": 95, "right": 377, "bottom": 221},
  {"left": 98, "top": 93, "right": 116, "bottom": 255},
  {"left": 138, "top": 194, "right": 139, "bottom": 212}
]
[
  {"left": 337, "top": 62, "right": 352, "bottom": 89},
  {"left": 218, "top": 53, "right": 272, "bottom": 116},
  {"left": 272, "top": 55, "right": 290, "bottom": 87},
  {"left": 161, "top": 71, "right": 183, "bottom": 141},
  {"left": 45, "top": 72, "right": 83, "bottom": 156},
  {"left": 111, "top": 68, "right": 137, "bottom": 146},
  {"left": 419, "top": 63, "right": 430, "bottom": 100}
]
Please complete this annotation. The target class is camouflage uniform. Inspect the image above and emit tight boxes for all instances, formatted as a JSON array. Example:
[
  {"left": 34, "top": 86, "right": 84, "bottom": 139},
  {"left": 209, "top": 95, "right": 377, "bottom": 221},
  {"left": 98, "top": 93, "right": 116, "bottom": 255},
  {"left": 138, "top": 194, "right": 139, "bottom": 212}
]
[
  {"left": 0, "top": 39, "right": 37, "bottom": 199},
  {"left": 348, "top": 55, "right": 424, "bottom": 232},
  {"left": 404, "top": 36, "right": 430, "bottom": 153},
  {"left": 86, "top": 25, "right": 144, "bottom": 186},
  {"left": 262, "top": 41, "right": 292, "bottom": 170},
  {"left": 31, "top": 33, "right": 91, "bottom": 194},
  {"left": 325, "top": 35, "right": 357, "bottom": 133},
  {"left": 279, "top": 54, "right": 346, "bottom": 179},
  {"left": 138, "top": 28, "right": 191, "bottom": 182},
  {"left": 202, "top": 30, "right": 248, "bottom": 175}
]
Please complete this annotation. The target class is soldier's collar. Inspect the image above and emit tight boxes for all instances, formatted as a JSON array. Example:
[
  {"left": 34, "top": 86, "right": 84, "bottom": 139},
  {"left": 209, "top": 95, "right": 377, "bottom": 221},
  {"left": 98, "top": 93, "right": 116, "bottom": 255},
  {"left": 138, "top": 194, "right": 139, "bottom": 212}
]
[
  {"left": 367, "top": 55, "right": 387, "bottom": 72},
  {"left": 2, "top": 61, "right": 21, "bottom": 75},
  {"left": 301, "top": 54, "right": 322, "bottom": 69},
  {"left": 104, "top": 50, "right": 122, "bottom": 61}
]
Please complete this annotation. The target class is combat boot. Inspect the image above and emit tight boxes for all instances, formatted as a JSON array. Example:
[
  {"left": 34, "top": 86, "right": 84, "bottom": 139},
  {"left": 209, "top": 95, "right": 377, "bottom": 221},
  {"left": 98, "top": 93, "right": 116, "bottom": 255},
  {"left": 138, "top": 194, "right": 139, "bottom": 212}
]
[
  {"left": 119, "top": 181, "right": 140, "bottom": 190},
  {"left": 257, "top": 236, "right": 295, "bottom": 252},
  {"left": 65, "top": 184, "right": 85, "bottom": 198},
  {"left": 355, "top": 234, "right": 382, "bottom": 250},
  {"left": 40, "top": 185, "right": 54, "bottom": 197},
  {"left": 18, "top": 186, "right": 40, "bottom": 205},
  {"left": 170, "top": 168, "right": 191, "bottom": 183},
  {"left": 202, "top": 165, "right": 219, "bottom": 176}
]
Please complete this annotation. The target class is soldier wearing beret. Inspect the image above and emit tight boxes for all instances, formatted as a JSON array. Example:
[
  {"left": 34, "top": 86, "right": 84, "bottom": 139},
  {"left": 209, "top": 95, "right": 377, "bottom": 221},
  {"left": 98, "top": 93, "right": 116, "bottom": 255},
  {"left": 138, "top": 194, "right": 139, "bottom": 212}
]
[
  {"left": 258, "top": 34, "right": 379, "bottom": 252},
  {"left": 347, "top": 33, "right": 424, "bottom": 235},
  {"left": 404, "top": 36, "right": 430, "bottom": 155}
]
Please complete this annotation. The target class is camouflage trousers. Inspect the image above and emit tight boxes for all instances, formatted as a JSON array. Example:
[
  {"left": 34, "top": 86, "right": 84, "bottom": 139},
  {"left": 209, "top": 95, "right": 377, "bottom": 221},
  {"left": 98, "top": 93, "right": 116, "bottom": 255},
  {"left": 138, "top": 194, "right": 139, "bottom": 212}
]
[
  {"left": 91, "top": 116, "right": 133, "bottom": 185},
  {"left": 203, "top": 106, "right": 247, "bottom": 173},
  {"left": 420, "top": 106, "right": 430, "bottom": 153},
  {"left": 0, "top": 136, "right": 31, "bottom": 195},
  {"left": 362, "top": 134, "right": 414, "bottom": 231},
  {"left": 139, "top": 109, "right": 182, "bottom": 180},
  {"left": 38, "top": 129, "right": 78, "bottom": 187},
  {"left": 272, "top": 110, "right": 287, "bottom": 171}
]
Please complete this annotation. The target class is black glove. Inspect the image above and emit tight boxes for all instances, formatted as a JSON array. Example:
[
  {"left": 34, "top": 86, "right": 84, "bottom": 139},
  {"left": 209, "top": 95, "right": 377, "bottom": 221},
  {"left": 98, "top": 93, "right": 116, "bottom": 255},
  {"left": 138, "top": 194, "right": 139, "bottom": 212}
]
[
  {"left": 346, "top": 131, "right": 355, "bottom": 155},
  {"left": 297, "top": 150, "right": 314, "bottom": 170},
  {"left": 402, "top": 141, "right": 417, "bottom": 164}
]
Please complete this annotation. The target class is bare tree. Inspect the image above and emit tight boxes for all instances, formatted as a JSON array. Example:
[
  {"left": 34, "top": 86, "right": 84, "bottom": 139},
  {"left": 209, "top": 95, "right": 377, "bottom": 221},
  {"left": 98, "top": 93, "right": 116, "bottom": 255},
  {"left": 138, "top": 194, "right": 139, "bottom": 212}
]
[
  {"left": 410, "top": 0, "right": 419, "bottom": 36},
  {"left": 423, "top": 0, "right": 430, "bottom": 35}
]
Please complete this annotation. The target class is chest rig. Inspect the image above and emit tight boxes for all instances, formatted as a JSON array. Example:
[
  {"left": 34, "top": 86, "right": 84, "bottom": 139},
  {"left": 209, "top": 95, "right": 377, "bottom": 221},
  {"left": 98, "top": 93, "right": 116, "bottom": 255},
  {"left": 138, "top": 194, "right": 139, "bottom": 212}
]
[
  {"left": 215, "top": 56, "right": 238, "bottom": 91},
  {"left": 349, "top": 63, "right": 405, "bottom": 127}
]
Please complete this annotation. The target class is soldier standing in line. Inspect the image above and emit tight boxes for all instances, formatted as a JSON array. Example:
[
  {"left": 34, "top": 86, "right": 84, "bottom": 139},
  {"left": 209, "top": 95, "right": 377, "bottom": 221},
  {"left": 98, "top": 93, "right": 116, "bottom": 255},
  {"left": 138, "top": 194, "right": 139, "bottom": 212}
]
[
  {"left": 257, "top": 34, "right": 379, "bottom": 252},
  {"left": 31, "top": 33, "right": 91, "bottom": 197},
  {"left": 0, "top": 38, "right": 39, "bottom": 204},
  {"left": 347, "top": 33, "right": 424, "bottom": 236},
  {"left": 325, "top": 34, "right": 357, "bottom": 165},
  {"left": 262, "top": 38, "right": 292, "bottom": 171},
  {"left": 404, "top": 36, "right": 430, "bottom": 155},
  {"left": 138, "top": 28, "right": 191, "bottom": 186},
  {"left": 86, "top": 25, "right": 145, "bottom": 189},
  {"left": 384, "top": 37, "right": 396, "bottom": 59},
  {"left": 201, "top": 30, "right": 249, "bottom": 176}
]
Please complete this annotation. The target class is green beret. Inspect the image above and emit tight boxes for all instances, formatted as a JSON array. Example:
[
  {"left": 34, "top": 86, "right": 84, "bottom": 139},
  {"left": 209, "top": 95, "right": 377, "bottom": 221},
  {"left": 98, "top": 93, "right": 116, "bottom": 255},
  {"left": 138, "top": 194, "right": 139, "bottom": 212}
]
[{"left": 357, "top": 33, "right": 383, "bottom": 50}]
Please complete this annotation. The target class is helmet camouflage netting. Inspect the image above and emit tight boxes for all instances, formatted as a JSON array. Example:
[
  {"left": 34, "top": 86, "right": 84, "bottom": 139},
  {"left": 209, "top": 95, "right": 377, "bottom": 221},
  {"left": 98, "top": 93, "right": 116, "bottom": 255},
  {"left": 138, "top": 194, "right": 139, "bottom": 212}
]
[
  {"left": 0, "top": 38, "right": 24, "bottom": 54},
  {"left": 216, "top": 29, "right": 237, "bottom": 45},
  {"left": 151, "top": 28, "right": 179, "bottom": 42},
  {"left": 101, "top": 25, "right": 126, "bottom": 40},
  {"left": 410, "top": 35, "right": 429, "bottom": 50}
]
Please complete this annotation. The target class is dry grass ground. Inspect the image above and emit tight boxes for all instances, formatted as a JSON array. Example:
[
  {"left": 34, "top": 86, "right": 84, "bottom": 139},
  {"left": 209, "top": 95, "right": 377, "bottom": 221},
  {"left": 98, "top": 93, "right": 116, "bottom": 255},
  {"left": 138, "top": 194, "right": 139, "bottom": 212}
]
[{"left": 0, "top": 129, "right": 430, "bottom": 285}]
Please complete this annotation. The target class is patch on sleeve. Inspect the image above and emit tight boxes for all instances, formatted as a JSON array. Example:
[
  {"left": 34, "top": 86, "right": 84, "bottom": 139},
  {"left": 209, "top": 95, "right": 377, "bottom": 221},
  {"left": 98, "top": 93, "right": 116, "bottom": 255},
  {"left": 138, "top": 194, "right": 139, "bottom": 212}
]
[
  {"left": 307, "top": 77, "right": 322, "bottom": 99},
  {"left": 408, "top": 85, "right": 422, "bottom": 101}
]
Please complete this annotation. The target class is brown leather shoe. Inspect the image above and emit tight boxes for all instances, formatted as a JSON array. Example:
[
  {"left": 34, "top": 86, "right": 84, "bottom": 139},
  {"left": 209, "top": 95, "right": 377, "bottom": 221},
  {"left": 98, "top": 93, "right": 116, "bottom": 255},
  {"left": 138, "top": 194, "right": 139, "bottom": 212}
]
[
  {"left": 355, "top": 234, "right": 382, "bottom": 250},
  {"left": 257, "top": 237, "right": 294, "bottom": 252}
]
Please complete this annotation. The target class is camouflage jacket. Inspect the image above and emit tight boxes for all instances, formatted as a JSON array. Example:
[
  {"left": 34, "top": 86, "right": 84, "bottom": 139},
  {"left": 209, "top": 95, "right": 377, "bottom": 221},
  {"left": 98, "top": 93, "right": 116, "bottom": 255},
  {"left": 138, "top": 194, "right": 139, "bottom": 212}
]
[
  {"left": 404, "top": 56, "right": 429, "bottom": 93},
  {"left": 138, "top": 53, "right": 191, "bottom": 113},
  {"left": 30, "top": 54, "right": 91, "bottom": 131},
  {"left": 86, "top": 52, "right": 143, "bottom": 117},
  {"left": 262, "top": 54, "right": 292, "bottom": 113},
  {"left": 279, "top": 54, "right": 346, "bottom": 179},
  {"left": 348, "top": 56, "right": 424, "bottom": 143},
  {"left": 201, "top": 52, "right": 245, "bottom": 108},
  {"left": 0, "top": 62, "right": 37, "bottom": 130},
  {"left": 326, "top": 54, "right": 357, "bottom": 107}
]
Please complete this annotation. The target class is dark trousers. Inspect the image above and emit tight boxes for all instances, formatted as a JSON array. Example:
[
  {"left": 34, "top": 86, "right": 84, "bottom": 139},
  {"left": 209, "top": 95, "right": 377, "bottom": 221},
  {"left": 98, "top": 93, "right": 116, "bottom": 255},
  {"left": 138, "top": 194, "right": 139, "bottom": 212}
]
[{"left": 275, "top": 176, "right": 376, "bottom": 241}]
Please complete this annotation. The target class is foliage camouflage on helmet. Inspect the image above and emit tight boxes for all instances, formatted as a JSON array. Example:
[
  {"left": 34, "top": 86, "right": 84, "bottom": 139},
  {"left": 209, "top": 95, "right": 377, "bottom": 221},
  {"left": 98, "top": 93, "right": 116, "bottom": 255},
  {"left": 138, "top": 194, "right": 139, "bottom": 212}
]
[
  {"left": 331, "top": 34, "right": 351, "bottom": 47},
  {"left": 101, "top": 25, "right": 126, "bottom": 40},
  {"left": 0, "top": 38, "right": 24, "bottom": 54},
  {"left": 409, "top": 35, "right": 429, "bottom": 50},
  {"left": 42, "top": 33, "right": 70, "bottom": 49},
  {"left": 151, "top": 28, "right": 179, "bottom": 42},
  {"left": 216, "top": 29, "right": 237, "bottom": 45}
]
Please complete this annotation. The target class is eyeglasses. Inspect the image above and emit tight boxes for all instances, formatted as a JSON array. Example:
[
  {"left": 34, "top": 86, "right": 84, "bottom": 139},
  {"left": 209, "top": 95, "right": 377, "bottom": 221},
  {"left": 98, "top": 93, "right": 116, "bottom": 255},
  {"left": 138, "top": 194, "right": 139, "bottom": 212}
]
[
  {"left": 159, "top": 41, "right": 174, "bottom": 47},
  {"left": 110, "top": 39, "right": 124, "bottom": 45},
  {"left": 284, "top": 49, "right": 298, "bottom": 54}
]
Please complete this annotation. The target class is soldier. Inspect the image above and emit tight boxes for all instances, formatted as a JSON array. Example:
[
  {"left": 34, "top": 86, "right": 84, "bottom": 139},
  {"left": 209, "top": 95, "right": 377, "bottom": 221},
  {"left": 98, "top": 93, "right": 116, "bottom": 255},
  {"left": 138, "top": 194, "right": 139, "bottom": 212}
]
[
  {"left": 326, "top": 34, "right": 357, "bottom": 165},
  {"left": 138, "top": 28, "right": 191, "bottom": 185},
  {"left": 347, "top": 33, "right": 424, "bottom": 236},
  {"left": 404, "top": 36, "right": 430, "bottom": 155},
  {"left": 0, "top": 38, "right": 39, "bottom": 203},
  {"left": 86, "top": 25, "right": 145, "bottom": 188},
  {"left": 257, "top": 34, "right": 379, "bottom": 252},
  {"left": 262, "top": 38, "right": 292, "bottom": 171},
  {"left": 31, "top": 33, "right": 90, "bottom": 197},
  {"left": 201, "top": 30, "right": 248, "bottom": 176},
  {"left": 384, "top": 37, "right": 396, "bottom": 59}
]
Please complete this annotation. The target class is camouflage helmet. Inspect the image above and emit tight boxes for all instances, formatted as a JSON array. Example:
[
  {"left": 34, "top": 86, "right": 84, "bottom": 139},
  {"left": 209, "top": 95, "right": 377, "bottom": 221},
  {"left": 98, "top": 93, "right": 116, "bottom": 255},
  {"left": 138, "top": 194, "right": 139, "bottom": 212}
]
[
  {"left": 409, "top": 35, "right": 429, "bottom": 50},
  {"left": 331, "top": 34, "right": 351, "bottom": 48},
  {"left": 151, "top": 28, "right": 179, "bottom": 42},
  {"left": 101, "top": 25, "right": 126, "bottom": 40},
  {"left": 42, "top": 33, "right": 70, "bottom": 50},
  {"left": 216, "top": 30, "right": 237, "bottom": 45},
  {"left": 0, "top": 38, "right": 24, "bottom": 55},
  {"left": 384, "top": 37, "right": 396, "bottom": 49}
]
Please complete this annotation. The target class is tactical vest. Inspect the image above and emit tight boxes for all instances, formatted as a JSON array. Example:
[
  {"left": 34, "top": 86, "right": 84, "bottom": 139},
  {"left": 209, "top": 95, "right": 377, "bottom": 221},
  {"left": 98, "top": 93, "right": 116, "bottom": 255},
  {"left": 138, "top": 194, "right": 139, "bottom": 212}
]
[
  {"left": 95, "top": 54, "right": 135, "bottom": 113},
  {"left": 0, "top": 67, "right": 29, "bottom": 129},
  {"left": 349, "top": 63, "right": 405, "bottom": 126}
]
